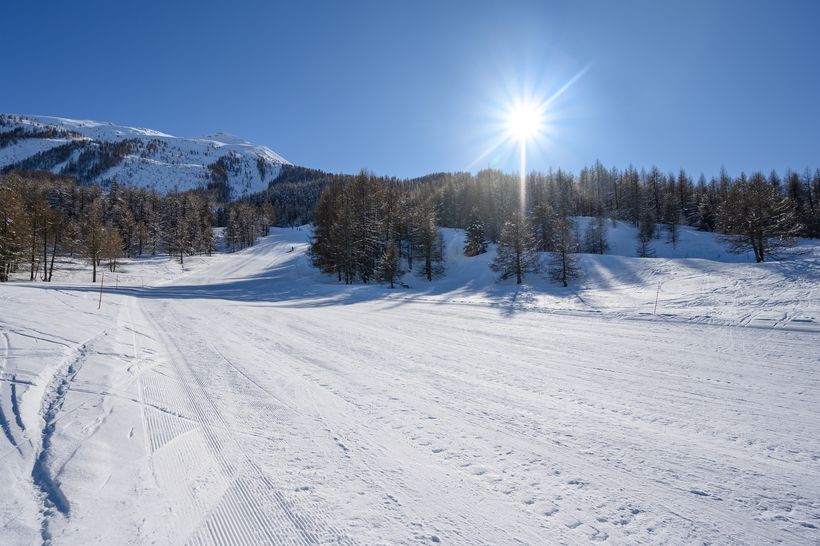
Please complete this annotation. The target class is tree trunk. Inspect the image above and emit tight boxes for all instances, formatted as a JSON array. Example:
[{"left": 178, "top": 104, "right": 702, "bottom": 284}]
[
  {"left": 42, "top": 228, "right": 49, "bottom": 281},
  {"left": 562, "top": 255, "right": 568, "bottom": 287},
  {"left": 48, "top": 234, "right": 59, "bottom": 282},
  {"left": 30, "top": 227, "right": 37, "bottom": 281}
]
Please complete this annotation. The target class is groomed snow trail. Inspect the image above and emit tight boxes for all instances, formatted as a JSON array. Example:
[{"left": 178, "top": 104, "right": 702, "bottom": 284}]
[{"left": 0, "top": 228, "right": 818, "bottom": 544}]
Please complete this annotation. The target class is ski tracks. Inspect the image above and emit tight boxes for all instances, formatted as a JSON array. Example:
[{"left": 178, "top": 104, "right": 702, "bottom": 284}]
[
  {"left": 0, "top": 331, "right": 24, "bottom": 456},
  {"left": 134, "top": 298, "right": 356, "bottom": 545},
  {"left": 31, "top": 331, "right": 106, "bottom": 542}
]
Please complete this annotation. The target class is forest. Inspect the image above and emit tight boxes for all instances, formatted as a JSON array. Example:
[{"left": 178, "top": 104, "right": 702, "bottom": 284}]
[
  {"left": 0, "top": 171, "right": 270, "bottom": 282},
  {"left": 1, "top": 163, "right": 817, "bottom": 285},
  {"left": 307, "top": 164, "right": 817, "bottom": 285}
]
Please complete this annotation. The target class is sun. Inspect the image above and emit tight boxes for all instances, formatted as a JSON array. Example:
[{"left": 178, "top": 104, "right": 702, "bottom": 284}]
[{"left": 506, "top": 101, "right": 543, "bottom": 142}]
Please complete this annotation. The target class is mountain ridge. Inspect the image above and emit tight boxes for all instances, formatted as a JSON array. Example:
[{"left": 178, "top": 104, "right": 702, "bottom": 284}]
[{"left": 0, "top": 113, "right": 291, "bottom": 198}]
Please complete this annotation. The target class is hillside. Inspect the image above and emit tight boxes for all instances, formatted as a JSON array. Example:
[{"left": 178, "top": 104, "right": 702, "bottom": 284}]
[{"left": 0, "top": 114, "right": 290, "bottom": 197}]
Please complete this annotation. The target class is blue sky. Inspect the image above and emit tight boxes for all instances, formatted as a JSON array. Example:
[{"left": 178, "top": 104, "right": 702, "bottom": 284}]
[{"left": 2, "top": 0, "right": 818, "bottom": 178}]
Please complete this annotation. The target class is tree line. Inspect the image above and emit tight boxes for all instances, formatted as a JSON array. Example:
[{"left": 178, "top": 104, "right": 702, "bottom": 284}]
[
  {"left": 0, "top": 171, "right": 215, "bottom": 282},
  {"left": 307, "top": 164, "right": 817, "bottom": 287},
  {"left": 310, "top": 171, "right": 443, "bottom": 287},
  {"left": 2, "top": 161, "right": 815, "bottom": 285},
  {"left": 434, "top": 164, "right": 817, "bottom": 243},
  {"left": 231, "top": 162, "right": 818, "bottom": 267},
  {"left": 431, "top": 164, "right": 814, "bottom": 266}
]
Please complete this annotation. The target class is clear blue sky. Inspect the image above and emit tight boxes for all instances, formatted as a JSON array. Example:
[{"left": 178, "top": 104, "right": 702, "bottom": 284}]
[{"left": 2, "top": 0, "right": 818, "bottom": 178}]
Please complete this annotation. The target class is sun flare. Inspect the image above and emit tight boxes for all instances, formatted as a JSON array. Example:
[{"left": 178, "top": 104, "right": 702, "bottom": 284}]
[{"left": 506, "top": 101, "right": 543, "bottom": 142}]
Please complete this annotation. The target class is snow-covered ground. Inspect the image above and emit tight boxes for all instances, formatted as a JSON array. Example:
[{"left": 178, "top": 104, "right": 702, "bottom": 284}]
[{"left": 1, "top": 225, "right": 818, "bottom": 544}]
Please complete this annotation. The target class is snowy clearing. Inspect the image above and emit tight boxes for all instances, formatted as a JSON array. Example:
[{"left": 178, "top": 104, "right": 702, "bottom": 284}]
[{"left": 1, "top": 226, "right": 818, "bottom": 545}]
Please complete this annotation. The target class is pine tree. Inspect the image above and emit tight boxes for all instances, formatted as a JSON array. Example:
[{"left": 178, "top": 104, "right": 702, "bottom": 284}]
[{"left": 491, "top": 211, "right": 539, "bottom": 284}]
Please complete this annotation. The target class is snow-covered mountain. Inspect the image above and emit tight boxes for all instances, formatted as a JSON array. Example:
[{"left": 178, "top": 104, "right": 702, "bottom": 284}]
[{"left": 0, "top": 114, "right": 291, "bottom": 198}]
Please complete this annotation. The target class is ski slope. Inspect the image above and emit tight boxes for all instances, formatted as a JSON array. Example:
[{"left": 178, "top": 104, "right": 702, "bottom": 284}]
[{"left": 0, "top": 227, "right": 818, "bottom": 544}]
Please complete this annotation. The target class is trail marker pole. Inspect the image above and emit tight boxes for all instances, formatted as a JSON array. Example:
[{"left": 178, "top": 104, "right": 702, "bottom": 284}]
[
  {"left": 98, "top": 271, "right": 105, "bottom": 310},
  {"left": 653, "top": 283, "right": 660, "bottom": 315}
]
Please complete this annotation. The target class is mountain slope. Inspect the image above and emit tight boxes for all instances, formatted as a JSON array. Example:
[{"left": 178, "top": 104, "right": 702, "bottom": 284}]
[{"left": 0, "top": 114, "right": 290, "bottom": 198}]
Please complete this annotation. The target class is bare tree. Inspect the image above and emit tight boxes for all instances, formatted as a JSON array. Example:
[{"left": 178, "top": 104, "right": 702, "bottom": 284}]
[
  {"left": 491, "top": 211, "right": 539, "bottom": 284},
  {"left": 719, "top": 172, "right": 801, "bottom": 262},
  {"left": 583, "top": 215, "right": 609, "bottom": 254},
  {"left": 549, "top": 217, "right": 580, "bottom": 287}
]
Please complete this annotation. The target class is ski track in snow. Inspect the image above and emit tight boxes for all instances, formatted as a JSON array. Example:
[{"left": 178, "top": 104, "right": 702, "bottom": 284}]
[
  {"left": 133, "top": 296, "right": 356, "bottom": 545},
  {"left": 0, "top": 331, "right": 23, "bottom": 455},
  {"left": 0, "top": 226, "right": 818, "bottom": 544}
]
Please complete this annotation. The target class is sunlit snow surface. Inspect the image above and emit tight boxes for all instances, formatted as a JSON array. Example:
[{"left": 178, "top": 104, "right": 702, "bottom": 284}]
[{"left": 0, "top": 224, "right": 818, "bottom": 544}]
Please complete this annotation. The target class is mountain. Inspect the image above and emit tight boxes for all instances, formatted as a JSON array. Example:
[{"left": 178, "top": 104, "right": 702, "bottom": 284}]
[{"left": 0, "top": 114, "right": 291, "bottom": 198}]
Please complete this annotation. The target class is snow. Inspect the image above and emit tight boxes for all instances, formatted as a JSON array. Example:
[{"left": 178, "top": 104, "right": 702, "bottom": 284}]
[
  {"left": 18, "top": 115, "right": 176, "bottom": 140},
  {"left": 0, "top": 114, "right": 290, "bottom": 197},
  {"left": 0, "top": 226, "right": 818, "bottom": 544},
  {"left": 0, "top": 138, "right": 77, "bottom": 166}
]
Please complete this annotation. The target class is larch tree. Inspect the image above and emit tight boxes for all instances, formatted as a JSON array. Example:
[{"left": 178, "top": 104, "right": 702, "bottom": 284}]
[
  {"left": 636, "top": 190, "right": 657, "bottom": 258},
  {"left": 81, "top": 199, "right": 106, "bottom": 283},
  {"left": 101, "top": 225, "right": 123, "bottom": 272},
  {"left": 718, "top": 172, "right": 801, "bottom": 262},
  {"left": 549, "top": 217, "right": 580, "bottom": 287},
  {"left": 491, "top": 211, "right": 539, "bottom": 284},
  {"left": 415, "top": 196, "right": 444, "bottom": 282},
  {"left": 583, "top": 215, "right": 609, "bottom": 254},
  {"left": 463, "top": 209, "right": 488, "bottom": 257},
  {"left": 376, "top": 238, "right": 403, "bottom": 288},
  {"left": 0, "top": 175, "right": 26, "bottom": 282},
  {"left": 530, "top": 202, "right": 557, "bottom": 251}
]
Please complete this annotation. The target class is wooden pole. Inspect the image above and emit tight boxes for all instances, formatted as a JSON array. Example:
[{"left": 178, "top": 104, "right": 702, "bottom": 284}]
[
  {"left": 653, "top": 283, "right": 660, "bottom": 315},
  {"left": 98, "top": 271, "right": 104, "bottom": 310}
]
